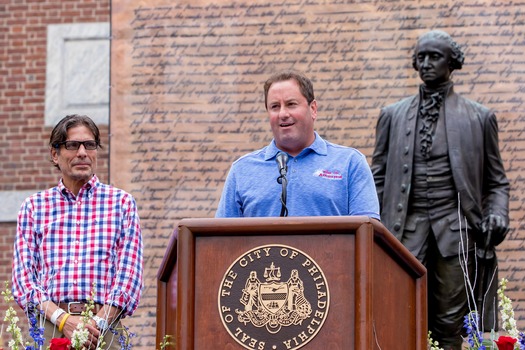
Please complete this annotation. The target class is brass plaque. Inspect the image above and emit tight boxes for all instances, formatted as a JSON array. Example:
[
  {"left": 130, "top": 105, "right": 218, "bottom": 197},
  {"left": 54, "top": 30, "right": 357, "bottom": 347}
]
[{"left": 218, "top": 244, "right": 330, "bottom": 350}]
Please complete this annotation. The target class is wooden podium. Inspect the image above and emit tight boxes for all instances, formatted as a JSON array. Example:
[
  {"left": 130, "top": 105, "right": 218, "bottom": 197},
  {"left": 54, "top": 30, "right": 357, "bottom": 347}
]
[{"left": 156, "top": 216, "right": 427, "bottom": 350}]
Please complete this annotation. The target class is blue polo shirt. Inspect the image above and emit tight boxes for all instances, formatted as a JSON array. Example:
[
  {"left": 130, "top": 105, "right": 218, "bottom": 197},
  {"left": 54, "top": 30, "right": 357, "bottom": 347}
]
[{"left": 215, "top": 132, "right": 380, "bottom": 219}]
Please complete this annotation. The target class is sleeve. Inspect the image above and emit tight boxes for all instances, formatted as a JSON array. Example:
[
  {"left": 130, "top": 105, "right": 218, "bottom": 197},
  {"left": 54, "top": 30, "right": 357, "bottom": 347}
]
[
  {"left": 215, "top": 166, "right": 243, "bottom": 217},
  {"left": 370, "top": 108, "right": 392, "bottom": 209},
  {"left": 347, "top": 151, "right": 381, "bottom": 220},
  {"left": 12, "top": 198, "right": 50, "bottom": 310},
  {"left": 482, "top": 112, "right": 510, "bottom": 220},
  {"left": 105, "top": 194, "right": 144, "bottom": 316}
]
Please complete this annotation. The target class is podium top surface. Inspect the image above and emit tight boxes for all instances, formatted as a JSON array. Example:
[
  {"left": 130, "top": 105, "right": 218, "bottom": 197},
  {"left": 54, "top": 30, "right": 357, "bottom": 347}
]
[{"left": 158, "top": 216, "right": 426, "bottom": 281}]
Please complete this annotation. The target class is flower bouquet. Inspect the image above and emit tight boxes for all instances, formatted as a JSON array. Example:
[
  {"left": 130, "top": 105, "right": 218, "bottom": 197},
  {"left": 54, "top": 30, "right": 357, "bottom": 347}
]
[
  {"left": 429, "top": 278, "right": 525, "bottom": 350},
  {"left": 1, "top": 281, "right": 142, "bottom": 350}
]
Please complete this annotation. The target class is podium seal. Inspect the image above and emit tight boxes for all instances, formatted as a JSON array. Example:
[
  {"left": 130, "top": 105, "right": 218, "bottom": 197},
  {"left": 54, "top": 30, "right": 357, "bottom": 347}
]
[{"left": 218, "top": 244, "right": 330, "bottom": 350}]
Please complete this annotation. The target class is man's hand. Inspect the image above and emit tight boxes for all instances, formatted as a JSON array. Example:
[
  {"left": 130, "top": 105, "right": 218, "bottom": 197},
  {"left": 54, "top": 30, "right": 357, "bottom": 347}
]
[
  {"left": 60, "top": 314, "right": 101, "bottom": 350},
  {"left": 481, "top": 214, "right": 508, "bottom": 246}
]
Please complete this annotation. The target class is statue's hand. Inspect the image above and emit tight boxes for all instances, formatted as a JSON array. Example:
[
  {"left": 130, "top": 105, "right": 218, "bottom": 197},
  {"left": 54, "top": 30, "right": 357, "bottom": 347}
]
[{"left": 481, "top": 214, "right": 508, "bottom": 246}]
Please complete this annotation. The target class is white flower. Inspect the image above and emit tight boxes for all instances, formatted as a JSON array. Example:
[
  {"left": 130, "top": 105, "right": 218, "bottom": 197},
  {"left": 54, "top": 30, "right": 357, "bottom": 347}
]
[
  {"left": 72, "top": 323, "right": 90, "bottom": 349},
  {"left": 498, "top": 278, "right": 519, "bottom": 338}
]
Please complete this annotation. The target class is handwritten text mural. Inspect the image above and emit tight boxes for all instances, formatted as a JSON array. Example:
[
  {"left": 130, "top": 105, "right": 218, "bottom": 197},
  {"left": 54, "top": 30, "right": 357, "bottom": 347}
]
[{"left": 111, "top": 1, "right": 525, "bottom": 347}]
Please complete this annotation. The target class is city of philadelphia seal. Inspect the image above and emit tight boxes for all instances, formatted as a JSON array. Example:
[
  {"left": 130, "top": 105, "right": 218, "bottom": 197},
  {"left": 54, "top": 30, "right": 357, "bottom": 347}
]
[{"left": 218, "top": 244, "right": 330, "bottom": 350}]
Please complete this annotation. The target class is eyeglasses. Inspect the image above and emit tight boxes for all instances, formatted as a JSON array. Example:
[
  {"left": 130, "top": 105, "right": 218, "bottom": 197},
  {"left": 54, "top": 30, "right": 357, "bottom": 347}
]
[{"left": 54, "top": 140, "right": 99, "bottom": 150}]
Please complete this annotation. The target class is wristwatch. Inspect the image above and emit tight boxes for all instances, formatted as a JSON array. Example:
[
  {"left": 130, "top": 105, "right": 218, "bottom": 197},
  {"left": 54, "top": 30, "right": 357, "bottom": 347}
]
[{"left": 92, "top": 316, "right": 109, "bottom": 331}]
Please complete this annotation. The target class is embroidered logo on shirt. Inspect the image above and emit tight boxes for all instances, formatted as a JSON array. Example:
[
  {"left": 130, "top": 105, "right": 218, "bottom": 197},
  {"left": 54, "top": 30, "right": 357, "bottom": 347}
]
[{"left": 313, "top": 169, "right": 343, "bottom": 180}]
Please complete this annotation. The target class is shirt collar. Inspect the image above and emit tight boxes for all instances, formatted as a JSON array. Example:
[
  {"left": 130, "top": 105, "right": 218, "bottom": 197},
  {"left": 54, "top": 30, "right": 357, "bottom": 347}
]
[
  {"left": 58, "top": 174, "right": 98, "bottom": 197},
  {"left": 264, "top": 132, "right": 327, "bottom": 160}
]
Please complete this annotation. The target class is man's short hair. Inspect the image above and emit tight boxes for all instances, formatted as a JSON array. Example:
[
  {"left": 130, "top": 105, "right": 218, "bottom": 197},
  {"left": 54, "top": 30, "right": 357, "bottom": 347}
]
[{"left": 263, "top": 70, "right": 315, "bottom": 109}]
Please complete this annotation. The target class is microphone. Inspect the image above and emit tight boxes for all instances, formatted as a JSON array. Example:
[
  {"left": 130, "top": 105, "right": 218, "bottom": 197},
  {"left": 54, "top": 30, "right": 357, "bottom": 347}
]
[
  {"left": 275, "top": 152, "right": 289, "bottom": 217},
  {"left": 276, "top": 152, "right": 288, "bottom": 183}
]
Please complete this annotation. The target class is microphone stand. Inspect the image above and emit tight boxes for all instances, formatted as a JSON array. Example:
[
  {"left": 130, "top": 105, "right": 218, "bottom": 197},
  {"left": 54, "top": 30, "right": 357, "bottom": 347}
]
[
  {"left": 277, "top": 173, "right": 288, "bottom": 217},
  {"left": 276, "top": 152, "right": 289, "bottom": 217}
]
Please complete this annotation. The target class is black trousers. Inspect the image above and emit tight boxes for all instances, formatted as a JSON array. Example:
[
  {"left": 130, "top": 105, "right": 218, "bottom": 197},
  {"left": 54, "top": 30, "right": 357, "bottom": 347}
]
[{"left": 402, "top": 211, "right": 474, "bottom": 350}]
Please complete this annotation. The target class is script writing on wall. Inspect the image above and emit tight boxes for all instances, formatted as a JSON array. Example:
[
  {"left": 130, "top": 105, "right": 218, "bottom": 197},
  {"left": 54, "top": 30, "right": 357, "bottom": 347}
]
[{"left": 111, "top": 0, "right": 525, "bottom": 347}]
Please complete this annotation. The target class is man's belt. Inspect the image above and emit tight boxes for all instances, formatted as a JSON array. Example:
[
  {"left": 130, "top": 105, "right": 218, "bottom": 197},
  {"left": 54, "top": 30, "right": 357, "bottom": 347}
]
[{"left": 58, "top": 302, "right": 103, "bottom": 315}]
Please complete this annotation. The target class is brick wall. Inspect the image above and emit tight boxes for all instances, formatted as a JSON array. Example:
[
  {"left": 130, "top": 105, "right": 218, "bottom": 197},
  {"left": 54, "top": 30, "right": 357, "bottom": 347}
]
[
  {"left": 0, "top": 0, "right": 110, "bottom": 191},
  {"left": 0, "top": 223, "right": 16, "bottom": 348},
  {"left": 0, "top": 0, "right": 110, "bottom": 346}
]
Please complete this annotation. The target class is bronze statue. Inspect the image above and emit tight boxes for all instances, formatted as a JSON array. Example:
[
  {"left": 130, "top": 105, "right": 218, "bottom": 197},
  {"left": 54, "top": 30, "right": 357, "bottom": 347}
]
[{"left": 371, "top": 30, "right": 510, "bottom": 350}]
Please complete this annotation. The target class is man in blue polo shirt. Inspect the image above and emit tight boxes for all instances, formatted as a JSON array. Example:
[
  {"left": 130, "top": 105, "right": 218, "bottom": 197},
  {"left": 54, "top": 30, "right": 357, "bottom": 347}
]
[{"left": 215, "top": 70, "right": 380, "bottom": 219}]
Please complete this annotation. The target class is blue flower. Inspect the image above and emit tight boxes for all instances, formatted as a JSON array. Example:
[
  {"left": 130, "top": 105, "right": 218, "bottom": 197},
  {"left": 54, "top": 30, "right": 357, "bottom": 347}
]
[
  {"left": 464, "top": 312, "right": 484, "bottom": 348},
  {"left": 117, "top": 325, "right": 136, "bottom": 350},
  {"left": 26, "top": 302, "right": 46, "bottom": 346},
  {"left": 519, "top": 332, "right": 525, "bottom": 350}
]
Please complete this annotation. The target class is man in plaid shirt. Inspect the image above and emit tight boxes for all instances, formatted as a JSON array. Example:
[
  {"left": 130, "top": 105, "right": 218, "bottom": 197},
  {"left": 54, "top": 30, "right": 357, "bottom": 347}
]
[{"left": 12, "top": 114, "right": 143, "bottom": 349}]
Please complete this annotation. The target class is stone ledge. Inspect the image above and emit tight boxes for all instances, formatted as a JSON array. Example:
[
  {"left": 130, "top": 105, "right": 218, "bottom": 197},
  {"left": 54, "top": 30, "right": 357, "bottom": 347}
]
[
  {"left": 0, "top": 191, "right": 38, "bottom": 223},
  {"left": 45, "top": 22, "right": 110, "bottom": 127}
]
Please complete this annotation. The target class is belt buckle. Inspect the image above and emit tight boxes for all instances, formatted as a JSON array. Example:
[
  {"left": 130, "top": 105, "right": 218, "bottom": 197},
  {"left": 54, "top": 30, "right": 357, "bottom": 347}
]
[{"left": 67, "top": 301, "right": 83, "bottom": 315}]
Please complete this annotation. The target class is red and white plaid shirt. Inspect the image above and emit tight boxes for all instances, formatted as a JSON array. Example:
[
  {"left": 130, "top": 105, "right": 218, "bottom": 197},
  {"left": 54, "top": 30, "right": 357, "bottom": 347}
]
[{"left": 12, "top": 175, "right": 143, "bottom": 316}]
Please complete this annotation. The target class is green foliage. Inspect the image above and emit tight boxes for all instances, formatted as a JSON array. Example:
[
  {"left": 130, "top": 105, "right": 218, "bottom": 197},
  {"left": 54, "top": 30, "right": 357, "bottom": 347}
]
[{"left": 159, "top": 334, "right": 174, "bottom": 350}]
